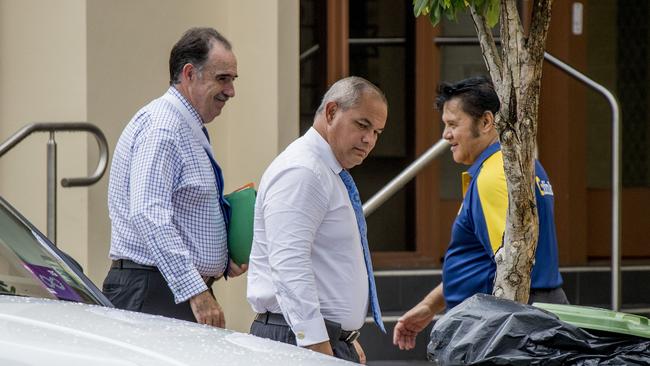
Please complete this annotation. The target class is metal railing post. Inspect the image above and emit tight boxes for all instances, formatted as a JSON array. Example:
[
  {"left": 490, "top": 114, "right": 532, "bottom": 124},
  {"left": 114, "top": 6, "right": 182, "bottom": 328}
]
[
  {"left": 47, "top": 132, "right": 57, "bottom": 242},
  {"left": 0, "top": 123, "right": 109, "bottom": 247}
]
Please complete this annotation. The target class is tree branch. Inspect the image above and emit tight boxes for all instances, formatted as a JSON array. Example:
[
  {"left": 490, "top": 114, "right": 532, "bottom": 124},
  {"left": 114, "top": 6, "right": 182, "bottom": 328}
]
[
  {"left": 469, "top": 6, "right": 502, "bottom": 86},
  {"left": 527, "top": 0, "right": 554, "bottom": 66},
  {"left": 500, "top": 0, "right": 526, "bottom": 87}
]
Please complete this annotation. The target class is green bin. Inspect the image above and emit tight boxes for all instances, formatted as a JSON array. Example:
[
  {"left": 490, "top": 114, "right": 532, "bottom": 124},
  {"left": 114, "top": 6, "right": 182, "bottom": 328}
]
[{"left": 533, "top": 302, "right": 650, "bottom": 339}]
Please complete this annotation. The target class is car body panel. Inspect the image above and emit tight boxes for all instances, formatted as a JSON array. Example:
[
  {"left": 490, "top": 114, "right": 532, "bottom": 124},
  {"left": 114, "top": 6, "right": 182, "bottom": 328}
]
[{"left": 0, "top": 295, "right": 350, "bottom": 366}]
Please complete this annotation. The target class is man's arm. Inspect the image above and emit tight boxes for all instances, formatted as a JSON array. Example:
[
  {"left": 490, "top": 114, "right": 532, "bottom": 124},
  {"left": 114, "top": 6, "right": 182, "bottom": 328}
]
[
  {"left": 129, "top": 127, "right": 218, "bottom": 325},
  {"left": 393, "top": 283, "right": 445, "bottom": 350},
  {"left": 263, "top": 167, "right": 331, "bottom": 351}
]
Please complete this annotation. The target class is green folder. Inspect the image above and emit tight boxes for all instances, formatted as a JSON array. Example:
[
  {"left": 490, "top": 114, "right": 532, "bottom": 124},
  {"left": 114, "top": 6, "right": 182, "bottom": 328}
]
[{"left": 225, "top": 185, "right": 256, "bottom": 265}]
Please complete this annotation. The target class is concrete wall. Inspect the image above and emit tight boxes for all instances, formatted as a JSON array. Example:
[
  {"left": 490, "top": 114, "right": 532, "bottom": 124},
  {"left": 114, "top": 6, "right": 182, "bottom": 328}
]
[
  {"left": 0, "top": 0, "right": 298, "bottom": 333},
  {"left": 0, "top": 0, "right": 89, "bottom": 275}
]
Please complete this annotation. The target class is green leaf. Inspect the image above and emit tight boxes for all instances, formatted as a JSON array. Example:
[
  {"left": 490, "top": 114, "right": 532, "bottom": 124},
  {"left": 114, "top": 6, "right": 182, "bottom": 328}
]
[
  {"left": 485, "top": 0, "right": 500, "bottom": 27},
  {"left": 444, "top": 7, "right": 458, "bottom": 22},
  {"left": 433, "top": 3, "right": 442, "bottom": 21},
  {"left": 413, "top": 0, "right": 429, "bottom": 17},
  {"left": 421, "top": 0, "right": 442, "bottom": 26}
]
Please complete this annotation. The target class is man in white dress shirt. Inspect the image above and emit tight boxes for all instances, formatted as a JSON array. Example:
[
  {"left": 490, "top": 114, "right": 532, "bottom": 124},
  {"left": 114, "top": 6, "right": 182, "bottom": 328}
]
[{"left": 246, "top": 76, "right": 388, "bottom": 363}]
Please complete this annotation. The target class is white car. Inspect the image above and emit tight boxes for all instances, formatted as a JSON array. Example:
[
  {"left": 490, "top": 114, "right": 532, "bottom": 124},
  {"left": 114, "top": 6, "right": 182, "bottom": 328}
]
[{"left": 0, "top": 197, "right": 351, "bottom": 366}]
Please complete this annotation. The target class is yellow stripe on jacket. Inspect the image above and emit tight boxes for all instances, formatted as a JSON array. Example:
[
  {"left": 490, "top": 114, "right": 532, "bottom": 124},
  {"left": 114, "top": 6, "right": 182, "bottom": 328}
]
[{"left": 476, "top": 151, "right": 508, "bottom": 254}]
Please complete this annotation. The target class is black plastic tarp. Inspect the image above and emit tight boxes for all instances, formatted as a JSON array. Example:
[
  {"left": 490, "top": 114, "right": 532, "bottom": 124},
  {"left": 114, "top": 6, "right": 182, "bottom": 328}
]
[{"left": 427, "top": 293, "right": 650, "bottom": 365}]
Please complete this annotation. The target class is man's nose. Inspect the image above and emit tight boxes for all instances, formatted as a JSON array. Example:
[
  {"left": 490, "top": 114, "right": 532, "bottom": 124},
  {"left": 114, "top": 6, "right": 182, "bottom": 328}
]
[
  {"left": 362, "top": 130, "right": 377, "bottom": 146},
  {"left": 442, "top": 126, "right": 451, "bottom": 140},
  {"left": 223, "top": 83, "right": 235, "bottom": 98},
  {"left": 361, "top": 131, "right": 376, "bottom": 144}
]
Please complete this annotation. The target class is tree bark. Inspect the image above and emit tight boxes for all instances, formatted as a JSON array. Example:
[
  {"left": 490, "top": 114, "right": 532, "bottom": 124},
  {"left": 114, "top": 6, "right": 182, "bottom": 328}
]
[{"left": 470, "top": 0, "right": 554, "bottom": 304}]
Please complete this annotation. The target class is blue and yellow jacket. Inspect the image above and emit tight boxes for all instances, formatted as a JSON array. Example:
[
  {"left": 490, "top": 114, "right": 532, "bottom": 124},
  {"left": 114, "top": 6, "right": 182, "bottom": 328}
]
[{"left": 442, "top": 143, "right": 563, "bottom": 309}]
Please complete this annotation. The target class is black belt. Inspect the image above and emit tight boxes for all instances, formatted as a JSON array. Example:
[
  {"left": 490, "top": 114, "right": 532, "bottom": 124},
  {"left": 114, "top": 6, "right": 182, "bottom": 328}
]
[
  {"left": 111, "top": 259, "right": 218, "bottom": 287},
  {"left": 111, "top": 259, "right": 157, "bottom": 271},
  {"left": 254, "top": 312, "right": 361, "bottom": 344}
]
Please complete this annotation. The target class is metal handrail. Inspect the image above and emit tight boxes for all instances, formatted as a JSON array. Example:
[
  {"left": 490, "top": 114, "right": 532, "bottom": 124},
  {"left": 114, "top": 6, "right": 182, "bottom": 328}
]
[
  {"left": 300, "top": 44, "right": 320, "bottom": 61},
  {"left": 0, "top": 123, "right": 110, "bottom": 244},
  {"left": 542, "top": 53, "right": 622, "bottom": 311},
  {"left": 363, "top": 139, "right": 449, "bottom": 216}
]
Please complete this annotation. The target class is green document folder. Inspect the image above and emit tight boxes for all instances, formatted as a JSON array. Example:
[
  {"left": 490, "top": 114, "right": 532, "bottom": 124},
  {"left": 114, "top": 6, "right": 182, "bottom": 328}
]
[{"left": 225, "top": 185, "right": 256, "bottom": 265}]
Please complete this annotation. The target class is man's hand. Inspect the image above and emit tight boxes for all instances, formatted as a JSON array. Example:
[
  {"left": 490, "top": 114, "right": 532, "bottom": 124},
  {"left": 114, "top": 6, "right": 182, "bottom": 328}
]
[
  {"left": 352, "top": 340, "right": 366, "bottom": 364},
  {"left": 393, "top": 283, "right": 445, "bottom": 351},
  {"left": 306, "top": 340, "right": 334, "bottom": 357},
  {"left": 189, "top": 290, "right": 225, "bottom": 328},
  {"left": 393, "top": 303, "right": 435, "bottom": 350},
  {"left": 227, "top": 260, "right": 248, "bottom": 277}
]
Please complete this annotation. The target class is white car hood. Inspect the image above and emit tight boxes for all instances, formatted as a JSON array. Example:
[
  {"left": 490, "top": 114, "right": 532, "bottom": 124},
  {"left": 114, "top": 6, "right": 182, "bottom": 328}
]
[{"left": 0, "top": 296, "right": 351, "bottom": 366}]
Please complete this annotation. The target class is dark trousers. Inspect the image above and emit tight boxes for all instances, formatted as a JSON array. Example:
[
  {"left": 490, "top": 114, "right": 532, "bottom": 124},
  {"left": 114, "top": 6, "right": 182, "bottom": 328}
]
[
  {"left": 102, "top": 260, "right": 196, "bottom": 322},
  {"left": 528, "top": 287, "right": 570, "bottom": 305},
  {"left": 250, "top": 313, "right": 360, "bottom": 363}
]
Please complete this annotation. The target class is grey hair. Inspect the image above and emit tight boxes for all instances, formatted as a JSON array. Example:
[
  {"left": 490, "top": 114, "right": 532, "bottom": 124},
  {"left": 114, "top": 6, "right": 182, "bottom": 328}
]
[{"left": 315, "top": 76, "right": 386, "bottom": 119}]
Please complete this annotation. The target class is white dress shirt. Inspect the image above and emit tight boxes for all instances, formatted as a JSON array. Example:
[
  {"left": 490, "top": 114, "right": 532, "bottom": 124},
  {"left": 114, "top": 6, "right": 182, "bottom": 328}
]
[
  {"left": 108, "top": 87, "right": 227, "bottom": 303},
  {"left": 247, "top": 127, "right": 369, "bottom": 347}
]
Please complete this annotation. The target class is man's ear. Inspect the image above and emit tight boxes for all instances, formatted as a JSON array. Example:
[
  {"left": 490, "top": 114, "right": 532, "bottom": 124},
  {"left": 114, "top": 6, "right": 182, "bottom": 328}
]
[
  {"left": 324, "top": 101, "right": 338, "bottom": 124},
  {"left": 481, "top": 111, "right": 495, "bottom": 132},
  {"left": 181, "top": 63, "right": 196, "bottom": 82}
]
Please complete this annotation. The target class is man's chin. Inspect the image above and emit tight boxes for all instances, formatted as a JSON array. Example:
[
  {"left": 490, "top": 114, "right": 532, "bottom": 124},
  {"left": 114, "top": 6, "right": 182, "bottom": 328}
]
[
  {"left": 205, "top": 110, "right": 223, "bottom": 123},
  {"left": 348, "top": 158, "right": 365, "bottom": 169},
  {"left": 452, "top": 154, "right": 465, "bottom": 165}
]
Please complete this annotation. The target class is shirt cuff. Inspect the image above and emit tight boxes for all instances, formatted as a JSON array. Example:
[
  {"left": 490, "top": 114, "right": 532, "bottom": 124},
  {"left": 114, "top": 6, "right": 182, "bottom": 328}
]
[
  {"left": 290, "top": 315, "right": 329, "bottom": 347},
  {"left": 169, "top": 269, "right": 208, "bottom": 303}
]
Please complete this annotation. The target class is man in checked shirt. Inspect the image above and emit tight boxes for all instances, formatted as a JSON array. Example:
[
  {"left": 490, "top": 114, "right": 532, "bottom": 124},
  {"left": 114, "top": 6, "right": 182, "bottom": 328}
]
[{"left": 103, "top": 27, "right": 247, "bottom": 328}]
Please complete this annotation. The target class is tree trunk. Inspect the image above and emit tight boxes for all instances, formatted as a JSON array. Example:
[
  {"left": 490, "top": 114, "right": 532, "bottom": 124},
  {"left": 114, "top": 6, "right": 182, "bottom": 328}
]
[{"left": 470, "top": 0, "right": 554, "bottom": 303}]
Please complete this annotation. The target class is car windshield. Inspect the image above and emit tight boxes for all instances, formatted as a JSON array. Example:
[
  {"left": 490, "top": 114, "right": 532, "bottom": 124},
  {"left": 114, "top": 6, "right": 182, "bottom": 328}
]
[{"left": 0, "top": 201, "right": 102, "bottom": 305}]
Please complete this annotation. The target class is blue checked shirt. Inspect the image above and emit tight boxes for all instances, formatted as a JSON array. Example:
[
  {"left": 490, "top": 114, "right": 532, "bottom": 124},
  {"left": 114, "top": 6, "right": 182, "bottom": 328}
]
[{"left": 108, "top": 87, "right": 228, "bottom": 303}]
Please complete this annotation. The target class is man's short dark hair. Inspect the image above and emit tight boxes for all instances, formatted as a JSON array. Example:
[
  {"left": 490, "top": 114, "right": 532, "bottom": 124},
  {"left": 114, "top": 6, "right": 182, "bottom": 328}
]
[
  {"left": 169, "top": 27, "right": 232, "bottom": 85},
  {"left": 435, "top": 76, "right": 500, "bottom": 119}
]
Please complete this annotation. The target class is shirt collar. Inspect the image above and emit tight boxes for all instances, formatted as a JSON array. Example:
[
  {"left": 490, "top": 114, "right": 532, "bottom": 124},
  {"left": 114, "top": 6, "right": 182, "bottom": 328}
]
[
  {"left": 167, "top": 86, "right": 204, "bottom": 127},
  {"left": 304, "top": 127, "right": 343, "bottom": 174},
  {"left": 466, "top": 142, "right": 501, "bottom": 178}
]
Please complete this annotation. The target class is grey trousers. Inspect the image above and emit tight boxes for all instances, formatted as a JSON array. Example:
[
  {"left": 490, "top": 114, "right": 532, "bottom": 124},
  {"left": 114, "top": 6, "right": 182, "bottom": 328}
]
[{"left": 250, "top": 314, "right": 360, "bottom": 363}]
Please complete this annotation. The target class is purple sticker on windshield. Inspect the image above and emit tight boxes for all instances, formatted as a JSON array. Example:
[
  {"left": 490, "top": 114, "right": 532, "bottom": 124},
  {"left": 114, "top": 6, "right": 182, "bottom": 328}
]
[{"left": 23, "top": 264, "right": 83, "bottom": 302}]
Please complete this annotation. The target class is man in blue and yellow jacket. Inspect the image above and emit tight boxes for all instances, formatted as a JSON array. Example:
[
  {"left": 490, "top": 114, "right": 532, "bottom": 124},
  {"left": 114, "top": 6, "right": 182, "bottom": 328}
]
[{"left": 393, "top": 76, "right": 567, "bottom": 351}]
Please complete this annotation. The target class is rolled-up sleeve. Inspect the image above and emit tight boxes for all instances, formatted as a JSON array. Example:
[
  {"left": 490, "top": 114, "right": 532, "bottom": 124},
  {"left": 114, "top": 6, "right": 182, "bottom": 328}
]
[{"left": 263, "top": 167, "right": 330, "bottom": 346}]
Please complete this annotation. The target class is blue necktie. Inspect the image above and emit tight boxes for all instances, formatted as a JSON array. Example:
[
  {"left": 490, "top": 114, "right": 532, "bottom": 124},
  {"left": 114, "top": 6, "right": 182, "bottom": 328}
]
[
  {"left": 339, "top": 169, "right": 386, "bottom": 333},
  {"left": 202, "top": 126, "right": 231, "bottom": 277}
]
